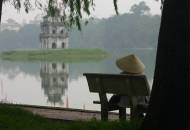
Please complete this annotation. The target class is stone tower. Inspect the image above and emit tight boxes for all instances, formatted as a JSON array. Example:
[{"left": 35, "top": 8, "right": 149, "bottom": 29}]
[{"left": 40, "top": 15, "right": 69, "bottom": 49}]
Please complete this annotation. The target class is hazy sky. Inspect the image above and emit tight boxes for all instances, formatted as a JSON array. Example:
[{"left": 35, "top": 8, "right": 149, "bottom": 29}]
[{"left": 1, "top": 0, "right": 161, "bottom": 24}]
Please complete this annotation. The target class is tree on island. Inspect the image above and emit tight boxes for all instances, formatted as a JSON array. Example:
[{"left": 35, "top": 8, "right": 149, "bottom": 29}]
[
  {"left": 130, "top": 1, "right": 150, "bottom": 15},
  {"left": 0, "top": 0, "right": 188, "bottom": 130}
]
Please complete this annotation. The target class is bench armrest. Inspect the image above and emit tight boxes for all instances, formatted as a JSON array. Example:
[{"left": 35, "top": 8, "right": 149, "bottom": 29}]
[{"left": 93, "top": 101, "right": 101, "bottom": 104}]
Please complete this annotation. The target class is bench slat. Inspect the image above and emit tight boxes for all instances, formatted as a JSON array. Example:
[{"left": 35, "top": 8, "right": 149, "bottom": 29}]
[
  {"left": 84, "top": 73, "right": 150, "bottom": 96},
  {"left": 93, "top": 101, "right": 101, "bottom": 104}
]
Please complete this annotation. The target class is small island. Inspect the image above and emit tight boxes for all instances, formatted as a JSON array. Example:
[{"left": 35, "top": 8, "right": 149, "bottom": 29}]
[
  {"left": 0, "top": 48, "right": 108, "bottom": 62},
  {"left": 0, "top": 14, "right": 108, "bottom": 63}
]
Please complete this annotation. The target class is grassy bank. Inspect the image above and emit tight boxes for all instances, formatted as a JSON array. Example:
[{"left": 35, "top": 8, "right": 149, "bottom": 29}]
[
  {"left": 0, "top": 49, "right": 108, "bottom": 62},
  {"left": 0, "top": 104, "right": 140, "bottom": 130}
]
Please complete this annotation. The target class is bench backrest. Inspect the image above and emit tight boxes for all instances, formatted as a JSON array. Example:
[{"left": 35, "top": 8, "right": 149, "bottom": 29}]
[{"left": 83, "top": 73, "right": 150, "bottom": 96}]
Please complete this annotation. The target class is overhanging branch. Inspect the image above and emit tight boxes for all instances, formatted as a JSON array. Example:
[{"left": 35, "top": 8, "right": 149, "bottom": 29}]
[{"left": 0, "top": 0, "right": 3, "bottom": 23}]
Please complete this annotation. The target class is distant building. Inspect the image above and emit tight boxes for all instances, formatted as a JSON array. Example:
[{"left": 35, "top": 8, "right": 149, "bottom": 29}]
[
  {"left": 0, "top": 19, "right": 22, "bottom": 31},
  {"left": 40, "top": 15, "right": 69, "bottom": 49}
]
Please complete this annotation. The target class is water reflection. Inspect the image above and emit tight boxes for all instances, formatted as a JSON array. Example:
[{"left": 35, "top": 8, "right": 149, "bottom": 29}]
[
  {"left": 40, "top": 62, "right": 69, "bottom": 106},
  {"left": 0, "top": 49, "right": 156, "bottom": 110}
]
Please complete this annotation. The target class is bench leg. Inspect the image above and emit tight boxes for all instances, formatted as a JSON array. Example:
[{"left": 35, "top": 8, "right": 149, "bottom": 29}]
[
  {"left": 119, "top": 107, "right": 126, "bottom": 121},
  {"left": 101, "top": 107, "right": 108, "bottom": 121},
  {"left": 130, "top": 106, "right": 139, "bottom": 120}
]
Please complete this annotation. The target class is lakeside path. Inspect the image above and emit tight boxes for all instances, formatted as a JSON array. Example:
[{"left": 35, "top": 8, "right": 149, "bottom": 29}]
[{"left": 1, "top": 104, "right": 124, "bottom": 121}]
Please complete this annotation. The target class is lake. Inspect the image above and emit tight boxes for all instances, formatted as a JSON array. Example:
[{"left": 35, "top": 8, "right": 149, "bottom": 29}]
[{"left": 0, "top": 49, "right": 156, "bottom": 111}]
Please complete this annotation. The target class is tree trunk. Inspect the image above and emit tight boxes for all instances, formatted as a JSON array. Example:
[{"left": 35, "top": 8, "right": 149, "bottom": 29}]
[
  {"left": 140, "top": 0, "right": 189, "bottom": 130},
  {"left": 0, "top": 0, "right": 3, "bottom": 22}
]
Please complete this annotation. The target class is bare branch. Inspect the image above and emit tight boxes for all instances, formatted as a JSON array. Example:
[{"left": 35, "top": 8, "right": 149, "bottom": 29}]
[{"left": 0, "top": 0, "right": 3, "bottom": 22}]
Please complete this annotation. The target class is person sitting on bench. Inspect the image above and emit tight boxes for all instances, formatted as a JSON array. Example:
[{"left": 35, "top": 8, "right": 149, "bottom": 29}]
[{"left": 109, "top": 54, "right": 149, "bottom": 118}]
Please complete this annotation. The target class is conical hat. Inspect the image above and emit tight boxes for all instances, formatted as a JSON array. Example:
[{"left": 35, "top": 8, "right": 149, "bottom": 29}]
[{"left": 116, "top": 54, "right": 145, "bottom": 74}]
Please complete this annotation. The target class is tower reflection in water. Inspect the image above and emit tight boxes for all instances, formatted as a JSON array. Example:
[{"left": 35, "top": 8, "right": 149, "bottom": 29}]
[{"left": 40, "top": 62, "right": 69, "bottom": 106}]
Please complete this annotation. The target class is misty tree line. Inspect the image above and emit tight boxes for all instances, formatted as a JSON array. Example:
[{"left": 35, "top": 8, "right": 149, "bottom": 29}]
[
  {"left": 0, "top": 13, "right": 160, "bottom": 51},
  {"left": 70, "top": 13, "right": 160, "bottom": 49},
  {"left": 0, "top": 2, "right": 160, "bottom": 51}
]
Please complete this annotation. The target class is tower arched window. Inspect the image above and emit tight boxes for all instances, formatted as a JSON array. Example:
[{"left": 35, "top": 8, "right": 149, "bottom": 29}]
[
  {"left": 62, "top": 42, "right": 65, "bottom": 48},
  {"left": 52, "top": 29, "right": 56, "bottom": 34},
  {"left": 52, "top": 63, "right": 57, "bottom": 70},
  {"left": 60, "top": 30, "right": 64, "bottom": 34},
  {"left": 53, "top": 77, "right": 57, "bottom": 83},
  {"left": 52, "top": 43, "right": 57, "bottom": 48},
  {"left": 61, "top": 77, "right": 65, "bottom": 82},
  {"left": 62, "top": 64, "right": 65, "bottom": 69}
]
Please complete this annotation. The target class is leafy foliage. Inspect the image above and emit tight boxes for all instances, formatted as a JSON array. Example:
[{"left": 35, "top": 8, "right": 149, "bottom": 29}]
[
  {"left": 130, "top": 1, "right": 150, "bottom": 15},
  {"left": 2, "top": 0, "right": 118, "bottom": 30}
]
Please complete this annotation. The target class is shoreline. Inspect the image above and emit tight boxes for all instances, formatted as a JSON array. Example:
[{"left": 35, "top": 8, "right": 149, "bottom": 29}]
[
  {"left": 0, "top": 48, "right": 109, "bottom": 63},
  {"left": 0, "top": 103, "right": 124, "bottom": 121}
]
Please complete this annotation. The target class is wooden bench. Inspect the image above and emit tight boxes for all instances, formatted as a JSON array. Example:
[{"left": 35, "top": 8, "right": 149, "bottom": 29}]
[{"left": 83, "top": 73, "right": 150, "bottom": 121}]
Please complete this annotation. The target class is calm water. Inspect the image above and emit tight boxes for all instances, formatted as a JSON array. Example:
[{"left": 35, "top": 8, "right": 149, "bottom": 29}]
[{"left": 0, "top": 49, "right": 156, "bottom": 111}]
